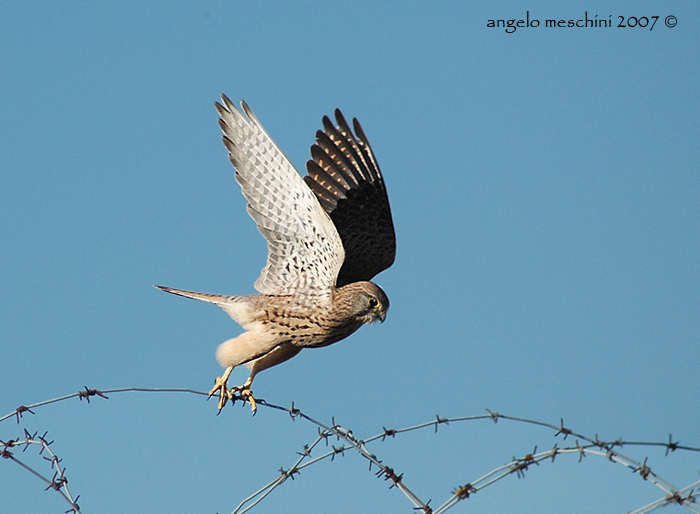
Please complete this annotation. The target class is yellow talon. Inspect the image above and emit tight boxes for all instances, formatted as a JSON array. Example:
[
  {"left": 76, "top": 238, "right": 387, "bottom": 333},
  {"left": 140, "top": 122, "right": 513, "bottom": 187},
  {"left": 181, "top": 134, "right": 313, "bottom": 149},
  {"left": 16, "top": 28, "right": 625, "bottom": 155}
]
[
  {"left": 231, "top": 378, "right": 258, "bottom": 413},
  {"left": 208, "top": 366, "right": 234, "bottom": 411},
  {"left": 207, "top": 368, "right": 258, "bottom": 413}
]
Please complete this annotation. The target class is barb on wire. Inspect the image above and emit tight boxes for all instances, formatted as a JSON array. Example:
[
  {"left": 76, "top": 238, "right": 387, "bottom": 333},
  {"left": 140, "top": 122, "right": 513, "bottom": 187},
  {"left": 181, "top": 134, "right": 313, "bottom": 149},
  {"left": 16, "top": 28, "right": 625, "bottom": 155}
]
[
  {"left": 1, "top": 431, "right": 81, "bottom": 513},
  {"left": 77, "top": 387, "right": 108, "bottom": 403},
  {"left": 12, "top": 405, "right": 34, "bottom": 424},
  {"left": 627, "top": 480, "right": 700, "bottom": 514},
  {"left": 0, "top": 387, "right": 209, "bottom": 425},
  {"left": 2, "top": 386, "right": 700, "bottom": 514},
  {"left": 232, "top": 400, "right": 700, "bottom": 514}
]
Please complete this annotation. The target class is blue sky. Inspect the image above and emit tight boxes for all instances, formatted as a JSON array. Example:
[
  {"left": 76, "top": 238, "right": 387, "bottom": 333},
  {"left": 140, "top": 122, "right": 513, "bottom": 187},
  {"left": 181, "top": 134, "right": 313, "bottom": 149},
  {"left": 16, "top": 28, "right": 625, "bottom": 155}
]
[{"left": 1, "top": 1, "right": 698, "bottom": 513}]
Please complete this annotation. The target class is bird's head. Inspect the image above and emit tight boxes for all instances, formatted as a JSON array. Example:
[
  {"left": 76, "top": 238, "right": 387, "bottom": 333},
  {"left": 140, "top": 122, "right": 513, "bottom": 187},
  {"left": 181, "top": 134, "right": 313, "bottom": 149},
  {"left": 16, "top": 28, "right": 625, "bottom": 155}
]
[{"left": 348, "top": 281, "right": 390, "bottom": 324}]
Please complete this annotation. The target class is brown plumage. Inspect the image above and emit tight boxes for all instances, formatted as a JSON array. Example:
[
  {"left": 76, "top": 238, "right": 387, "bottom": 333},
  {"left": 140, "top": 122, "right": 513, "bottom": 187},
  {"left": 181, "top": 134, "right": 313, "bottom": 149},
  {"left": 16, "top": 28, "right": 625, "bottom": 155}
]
[{"left": 156, "top": 96, "right": 395, "bottom": 411}]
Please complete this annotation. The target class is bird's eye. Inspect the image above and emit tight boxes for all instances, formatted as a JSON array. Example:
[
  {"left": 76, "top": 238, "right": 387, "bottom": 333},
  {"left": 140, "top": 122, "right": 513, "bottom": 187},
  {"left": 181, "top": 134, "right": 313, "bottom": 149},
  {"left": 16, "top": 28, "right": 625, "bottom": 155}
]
[{"left": 368, "top": 297, "right": 378, "bottom": 308}]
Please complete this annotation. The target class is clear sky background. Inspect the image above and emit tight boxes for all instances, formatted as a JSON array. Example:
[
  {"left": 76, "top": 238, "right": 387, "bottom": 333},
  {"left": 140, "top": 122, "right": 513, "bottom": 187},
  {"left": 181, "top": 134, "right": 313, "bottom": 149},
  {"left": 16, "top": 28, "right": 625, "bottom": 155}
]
[{"left": 2, "top": 1, "right": 698, "bottom": 513}]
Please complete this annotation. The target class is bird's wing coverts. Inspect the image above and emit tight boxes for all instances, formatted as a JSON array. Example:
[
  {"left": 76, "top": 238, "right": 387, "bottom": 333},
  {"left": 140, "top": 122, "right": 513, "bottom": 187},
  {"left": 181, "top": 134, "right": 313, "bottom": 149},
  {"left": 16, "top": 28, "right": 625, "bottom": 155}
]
[
  {"left": 303, "top": 110, "right": 396, "bottom": 287},
  {"left": 216, "top": 95, "right": 345, "bottom": 295}
]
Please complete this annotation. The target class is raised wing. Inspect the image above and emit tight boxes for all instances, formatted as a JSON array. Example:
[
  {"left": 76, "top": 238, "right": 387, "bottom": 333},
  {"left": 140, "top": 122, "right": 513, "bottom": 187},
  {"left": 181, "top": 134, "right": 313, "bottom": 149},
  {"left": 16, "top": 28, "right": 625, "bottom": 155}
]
[
  {"left": 216, "top": 95, "right": 345, "bottom": 295},
  {"left": 303, "top": 110, "right": 396, "bottom": 287}
]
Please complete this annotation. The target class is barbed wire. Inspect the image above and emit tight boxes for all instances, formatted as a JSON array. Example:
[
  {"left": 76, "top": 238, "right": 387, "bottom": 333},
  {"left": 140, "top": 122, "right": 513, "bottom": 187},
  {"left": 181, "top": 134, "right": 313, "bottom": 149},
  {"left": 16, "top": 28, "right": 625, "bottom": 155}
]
[
  {"left": 2, "top": 386, "right": 699, "bottom": 514},
  {"left": 1, "top": 429, "right": 82, "bottom": 513}
]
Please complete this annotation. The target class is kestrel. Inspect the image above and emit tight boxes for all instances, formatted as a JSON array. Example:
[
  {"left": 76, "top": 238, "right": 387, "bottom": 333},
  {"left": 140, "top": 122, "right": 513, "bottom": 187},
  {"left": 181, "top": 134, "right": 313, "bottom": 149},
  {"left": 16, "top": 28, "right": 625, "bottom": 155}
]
[{"left": 156, "top": 95, "right": 395, "bottom": 412}]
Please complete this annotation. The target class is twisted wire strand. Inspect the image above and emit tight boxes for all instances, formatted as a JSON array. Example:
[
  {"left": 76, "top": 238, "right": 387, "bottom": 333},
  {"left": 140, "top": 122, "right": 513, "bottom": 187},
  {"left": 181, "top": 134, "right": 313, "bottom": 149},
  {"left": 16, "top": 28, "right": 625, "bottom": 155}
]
[
  {"left": 1, "top": 432, "right": 82, "bottom": 513},
  {"left": 2, "top": 387, "right": 699, "bottom": 514}
]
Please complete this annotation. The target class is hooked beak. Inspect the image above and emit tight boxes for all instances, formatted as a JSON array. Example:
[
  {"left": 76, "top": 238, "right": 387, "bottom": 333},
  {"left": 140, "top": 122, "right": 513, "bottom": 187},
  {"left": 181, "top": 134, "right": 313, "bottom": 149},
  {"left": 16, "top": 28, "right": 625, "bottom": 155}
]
[{"left": 378, "top": 310, "right": 387, "bottom": 323}]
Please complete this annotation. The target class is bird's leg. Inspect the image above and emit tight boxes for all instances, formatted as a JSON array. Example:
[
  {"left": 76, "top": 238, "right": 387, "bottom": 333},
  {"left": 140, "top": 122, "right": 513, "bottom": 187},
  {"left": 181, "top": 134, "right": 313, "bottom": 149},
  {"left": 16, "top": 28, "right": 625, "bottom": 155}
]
[
  {"left": 228, "top": 344, "right": 300, "bottom": 414},
  {"left": 208, "top": 365, "right": 234, "bottom": 412},
  {"left": 230, "top": 375, "right": 257, "bottom": 413}
]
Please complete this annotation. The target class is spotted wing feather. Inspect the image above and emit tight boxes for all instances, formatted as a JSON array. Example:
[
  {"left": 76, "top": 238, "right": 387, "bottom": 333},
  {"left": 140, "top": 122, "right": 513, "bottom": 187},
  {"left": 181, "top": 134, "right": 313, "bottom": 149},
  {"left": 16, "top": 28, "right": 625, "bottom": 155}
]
[
  {"left": 216, "top": 95, "right": 345, "bottom": 296},
  {"left": 304, "top": 110, "right": 396, "bottom": 287}
]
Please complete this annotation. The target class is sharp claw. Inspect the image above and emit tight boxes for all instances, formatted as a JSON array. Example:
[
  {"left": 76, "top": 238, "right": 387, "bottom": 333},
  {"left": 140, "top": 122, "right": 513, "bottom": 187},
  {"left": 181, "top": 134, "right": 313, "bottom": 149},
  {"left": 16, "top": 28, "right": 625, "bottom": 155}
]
[
  {"left": 207, "top": 368, "right": 257, "bottom": 414},
  {"left": 246, "top": 390, "right": 257, "bottom": 414},
  {"left": 208, "top": 367, "right": 234, "bottom": 412},
  {"left": 231, "top": 384, "right": 257, "bottom": 414}
]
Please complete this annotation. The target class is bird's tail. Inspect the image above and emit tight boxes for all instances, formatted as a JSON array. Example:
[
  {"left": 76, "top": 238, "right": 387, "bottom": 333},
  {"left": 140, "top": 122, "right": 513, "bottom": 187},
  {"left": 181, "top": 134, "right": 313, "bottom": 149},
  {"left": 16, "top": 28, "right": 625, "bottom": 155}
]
[
  {"left": 154, "top": 285, "right": 258, "bottom": 327},
  {"left": 154, "top": 285, "right": 230, "bottom": 304}
]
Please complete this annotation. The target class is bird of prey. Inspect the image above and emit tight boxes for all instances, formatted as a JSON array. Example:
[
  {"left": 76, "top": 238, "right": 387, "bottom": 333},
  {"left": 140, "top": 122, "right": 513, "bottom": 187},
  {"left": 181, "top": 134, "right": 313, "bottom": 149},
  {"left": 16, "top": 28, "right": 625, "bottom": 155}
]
[{"left": 156, "top": 95, "right": 395, "bottom": 412}]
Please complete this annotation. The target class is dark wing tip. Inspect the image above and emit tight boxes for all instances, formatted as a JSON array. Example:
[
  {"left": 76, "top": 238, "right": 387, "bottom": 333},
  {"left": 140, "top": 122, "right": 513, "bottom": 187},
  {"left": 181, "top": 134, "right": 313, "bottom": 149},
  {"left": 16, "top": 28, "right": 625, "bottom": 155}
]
[
  {"left": 219, "top": 93, "right": 235, "bottom": 111},
  {"left": 334, "top": 109, "right": 350, "bottom": 130},
  {"left": 303, "top": 108, "right": 396, "bottom": 285}
]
